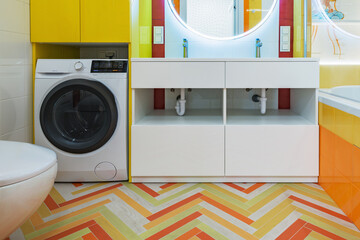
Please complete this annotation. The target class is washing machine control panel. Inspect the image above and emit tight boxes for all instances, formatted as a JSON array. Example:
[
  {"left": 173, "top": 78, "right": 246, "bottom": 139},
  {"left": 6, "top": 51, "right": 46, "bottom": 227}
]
[{"left": 91, "top": 60, "right": 128, "bottom": 73}]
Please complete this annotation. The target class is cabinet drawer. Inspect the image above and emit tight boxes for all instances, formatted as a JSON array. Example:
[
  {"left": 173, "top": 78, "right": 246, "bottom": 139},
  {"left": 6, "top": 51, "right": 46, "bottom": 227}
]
[
  {"left": 226, "top": 61, "right": 319, "bottom": 88},
  {"left": 225, "top": 125, "right": 319, "bottom": 176},
  {"left": 132, "top": 125, "right": 224, "bottom": 176},
  {"left": 131, "top": 61, "right": 225, "bottom": 88}
]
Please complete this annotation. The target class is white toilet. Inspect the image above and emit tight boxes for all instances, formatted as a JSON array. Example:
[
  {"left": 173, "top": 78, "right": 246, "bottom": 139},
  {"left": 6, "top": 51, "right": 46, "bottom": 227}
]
[{"left": 0, "top": 141, "right": 57, "bottom": 239}]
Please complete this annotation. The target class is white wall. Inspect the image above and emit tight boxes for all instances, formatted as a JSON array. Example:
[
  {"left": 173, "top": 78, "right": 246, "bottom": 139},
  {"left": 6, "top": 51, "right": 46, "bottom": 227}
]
[
  {"left": 312, "top": 0, "right": 360, "bottom": 63},
  {"left": 0, "top": 0, "right": 32, "bottom": 142},
  {"left": 186, "top": 0, "right": 234, "bottom": 38}
]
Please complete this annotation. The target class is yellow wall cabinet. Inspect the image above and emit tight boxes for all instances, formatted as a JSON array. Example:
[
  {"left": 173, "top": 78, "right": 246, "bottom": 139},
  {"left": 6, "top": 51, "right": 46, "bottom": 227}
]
[
  {"left": 31, "top": 0, "right": 130, "bottom": 43},
  {"left": 31, "top": 0, "right": 81, "bottom": 42},
  {"left": 81, "top": 0, "right": 130, "bottom": 42}
]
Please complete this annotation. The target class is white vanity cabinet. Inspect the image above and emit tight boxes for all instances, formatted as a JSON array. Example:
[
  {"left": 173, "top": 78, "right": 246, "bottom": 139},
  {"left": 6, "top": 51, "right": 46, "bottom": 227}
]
[
  {"left": 132, "top": 125, "right": 224, "bottom": 176},
  {"left": 131, "top": 58, "right": 319, "bottom": 182},
  {"left": 226, "top": 125, "right": 319, "bottom": 177}
]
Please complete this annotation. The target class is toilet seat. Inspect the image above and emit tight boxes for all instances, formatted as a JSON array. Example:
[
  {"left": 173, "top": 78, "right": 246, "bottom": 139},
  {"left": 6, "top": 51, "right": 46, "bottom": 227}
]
[{"left": 0, "top": 141, "right": 57, "bottom": 187}]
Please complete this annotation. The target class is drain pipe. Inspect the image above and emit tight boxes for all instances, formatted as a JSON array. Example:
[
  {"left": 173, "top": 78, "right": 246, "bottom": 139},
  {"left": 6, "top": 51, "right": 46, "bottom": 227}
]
[
  {"left": 252, "top": 88, "right": 267, "bottom": 114},
  {"left": 175, "top": 88, "right": 186, "bottom": 116},
  {"left": 260, "top": 88, "right": 267, "bottom": 115},
  {"left": 175, "top": 39, "right": 188, "bottom": 116}
]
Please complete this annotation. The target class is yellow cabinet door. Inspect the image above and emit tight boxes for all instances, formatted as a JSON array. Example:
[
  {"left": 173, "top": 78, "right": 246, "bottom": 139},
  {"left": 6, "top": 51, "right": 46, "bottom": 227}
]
[
  {"left": 80, "top": 0, "right": 130, "bottom": 43},
  {"left": 31, "top": 0, "right": 81, "bottom": 42}
]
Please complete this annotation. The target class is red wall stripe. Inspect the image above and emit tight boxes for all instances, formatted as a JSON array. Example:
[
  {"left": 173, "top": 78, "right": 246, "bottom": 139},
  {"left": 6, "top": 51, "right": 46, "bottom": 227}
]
[
  {"left": 278, "top": 88, "right": 290, "bottom": 109},
  {"left": 152, "top": 0, "right": 166, "bottom": 109},
  {"left": 278, "top": 0, "right": 294, "bottom": 109}
]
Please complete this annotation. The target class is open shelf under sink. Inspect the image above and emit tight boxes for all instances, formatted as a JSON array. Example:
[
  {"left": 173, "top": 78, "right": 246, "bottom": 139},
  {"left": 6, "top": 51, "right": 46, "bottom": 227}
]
[
  {"left": 227, "top": 109, "right": 314, "bottom": 125},
  {"left": 134, "top": 109, "right": 223, "bottom": 126}
]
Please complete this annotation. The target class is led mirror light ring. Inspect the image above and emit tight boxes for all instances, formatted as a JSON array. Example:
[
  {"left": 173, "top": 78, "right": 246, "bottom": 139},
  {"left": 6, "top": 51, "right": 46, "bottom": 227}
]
[
  {"left": 167, "top": 0, "right": 278, "bottom": 40},
  {"left": 314, "top": 0, "right": 360, "bottom": 39}
]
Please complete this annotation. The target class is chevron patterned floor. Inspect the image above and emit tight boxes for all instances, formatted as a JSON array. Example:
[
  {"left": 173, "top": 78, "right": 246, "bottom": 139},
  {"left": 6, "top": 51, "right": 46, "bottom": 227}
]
[{"left": 8, "top": 183, "right": 360, "bottom": 240}]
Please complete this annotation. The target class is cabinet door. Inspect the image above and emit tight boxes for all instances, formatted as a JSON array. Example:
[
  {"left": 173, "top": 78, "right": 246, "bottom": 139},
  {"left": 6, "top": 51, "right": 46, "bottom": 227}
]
[
  {"left": 31, "top": 0, "right": 80, "bottom": 42},
  {"left": 132, "top": 125, "right": 225, "bottom": 177},
  {"left": 226, "top": 125, "right": 319, "bottom": 176},
  {"left": 80, "top": 0, "right": 130, "bottom": 42}
]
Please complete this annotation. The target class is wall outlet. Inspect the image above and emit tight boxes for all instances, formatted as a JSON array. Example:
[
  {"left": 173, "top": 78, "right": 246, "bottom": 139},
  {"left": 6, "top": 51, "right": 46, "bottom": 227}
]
[
  {"left": 280, "top": 26, "right": 291, "bottom": 52},
  {"left": 153, "top": 26, "right": 164, "bottom": 44}
]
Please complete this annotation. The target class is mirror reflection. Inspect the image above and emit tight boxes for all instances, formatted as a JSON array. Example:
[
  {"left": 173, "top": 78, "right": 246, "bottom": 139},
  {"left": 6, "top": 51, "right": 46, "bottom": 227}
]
[
  {"left": 318, "top": 0, "right": 360, "bottom": 36},
  {"left": 169, "top": 0, "right": 276, "bottom": 38}
]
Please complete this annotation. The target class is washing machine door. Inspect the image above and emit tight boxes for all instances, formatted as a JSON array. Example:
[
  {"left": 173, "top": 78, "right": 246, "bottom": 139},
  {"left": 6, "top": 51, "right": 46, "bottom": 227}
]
[{"left": 40, "top": 79, "right": 118, "bottom": 154}]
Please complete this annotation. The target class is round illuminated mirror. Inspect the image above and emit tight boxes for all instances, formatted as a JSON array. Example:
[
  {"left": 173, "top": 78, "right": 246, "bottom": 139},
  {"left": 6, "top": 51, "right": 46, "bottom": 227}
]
[
  {"left": 316, "top": 0, "right": 360, "bottom": 37},
  {"left": 168, "top": 0, "right": 278, "bottom": 39}
]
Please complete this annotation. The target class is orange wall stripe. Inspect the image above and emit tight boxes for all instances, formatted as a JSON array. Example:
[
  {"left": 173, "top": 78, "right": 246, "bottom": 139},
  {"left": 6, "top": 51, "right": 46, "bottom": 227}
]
[
  {"left": 173, "top": 0, "right": 180, "bottom": 14},
  {"left": 244, "top": 0, "right": 250, "bottom": 32}
]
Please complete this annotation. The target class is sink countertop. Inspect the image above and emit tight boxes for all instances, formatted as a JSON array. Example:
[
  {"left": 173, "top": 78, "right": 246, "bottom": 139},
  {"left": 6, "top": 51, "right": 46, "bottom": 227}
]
[{"left": 131, "top": 58, "right": 320, "bottom": 62}]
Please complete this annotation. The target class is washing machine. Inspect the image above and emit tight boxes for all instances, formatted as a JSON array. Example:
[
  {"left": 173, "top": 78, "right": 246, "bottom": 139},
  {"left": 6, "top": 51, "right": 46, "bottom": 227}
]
[{"left": 35, "top": 59, "right": 128, "bottom": 182}]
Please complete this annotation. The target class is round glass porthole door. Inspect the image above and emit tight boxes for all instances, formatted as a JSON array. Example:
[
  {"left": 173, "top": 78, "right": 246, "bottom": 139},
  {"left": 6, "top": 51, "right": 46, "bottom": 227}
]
[{"left": 40, "top": 79, "right": 118, "bottom": 154}]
